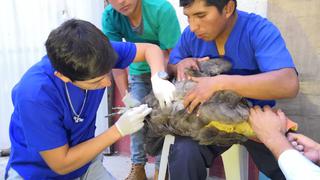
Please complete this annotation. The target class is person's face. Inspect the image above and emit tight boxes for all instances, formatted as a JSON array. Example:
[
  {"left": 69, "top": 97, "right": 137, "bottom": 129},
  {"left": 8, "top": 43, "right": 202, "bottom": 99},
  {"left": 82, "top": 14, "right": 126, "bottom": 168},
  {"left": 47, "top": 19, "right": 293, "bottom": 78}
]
[
  {"left": 108, "top": 0, "right": 140, "bottom": 16},
  {"left": 72, "top": 73, "right": 112, "bottom": 90},
  {"left": 183, "top": 0, "right": 230, "bottom": 41}
]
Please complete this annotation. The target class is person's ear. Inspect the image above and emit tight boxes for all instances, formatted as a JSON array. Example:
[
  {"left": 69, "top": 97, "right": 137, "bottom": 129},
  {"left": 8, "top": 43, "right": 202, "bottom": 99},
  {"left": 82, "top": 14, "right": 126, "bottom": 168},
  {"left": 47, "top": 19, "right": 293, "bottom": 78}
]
[
  {"left": 54, "top": 71, "right": 72, "bottom": 83},
  {"left": 224, "top": 0, "right": 236, "bottom": 18}
]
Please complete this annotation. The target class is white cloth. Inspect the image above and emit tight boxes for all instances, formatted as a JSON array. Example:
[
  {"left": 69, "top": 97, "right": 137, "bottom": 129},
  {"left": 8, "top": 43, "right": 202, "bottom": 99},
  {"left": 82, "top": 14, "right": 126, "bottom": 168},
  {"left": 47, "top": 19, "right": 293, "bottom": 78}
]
[{"left": 278, "top": 149, "right": 320, "bottom": 180}]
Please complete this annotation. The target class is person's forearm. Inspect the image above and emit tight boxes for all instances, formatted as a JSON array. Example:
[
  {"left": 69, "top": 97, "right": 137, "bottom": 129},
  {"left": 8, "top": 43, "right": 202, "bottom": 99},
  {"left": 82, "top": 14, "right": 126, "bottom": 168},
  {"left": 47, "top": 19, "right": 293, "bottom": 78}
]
[
  {"left": 49, "top": 125, "right": 121, "bottom": 175},
  {"left": 134, "top": 43, "right": 167, "bottom": 75},
  {"left": 219, "top": 68, "right": 299, "bottom": 100},
  {"left": 262, "top": 133, "right": 294, "bottom": 159},
  {"left": 112, "top": 69, "right": 128, "bottom": 99},
  {"left": 145, "top": 45, "right": 165, "bottom": 75}
]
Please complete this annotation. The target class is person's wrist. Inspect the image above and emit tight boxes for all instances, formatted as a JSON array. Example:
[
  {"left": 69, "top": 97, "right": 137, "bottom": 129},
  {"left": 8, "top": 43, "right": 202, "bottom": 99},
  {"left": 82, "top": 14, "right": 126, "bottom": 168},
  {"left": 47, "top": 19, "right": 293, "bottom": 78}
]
[
  {"left": 151, "top": 73, "right": 158, "bottom": 82},
  {"left": 268, "top": 134, "right": 293, "bottom": 159},
  {"left": 152, "top": 71, "right": 169, "bottom": 81},
  {"left": 214, "top": 75, "right": 229, "bottom": 91},
  {"left": 260, "top": 132, "right": 284, "bottom": 147},
  {"left": 109, "top": 125, "right": 124, "bottom": 140},
  {"left": 114, "top": 122, "right": 125, "bottom": 137}
]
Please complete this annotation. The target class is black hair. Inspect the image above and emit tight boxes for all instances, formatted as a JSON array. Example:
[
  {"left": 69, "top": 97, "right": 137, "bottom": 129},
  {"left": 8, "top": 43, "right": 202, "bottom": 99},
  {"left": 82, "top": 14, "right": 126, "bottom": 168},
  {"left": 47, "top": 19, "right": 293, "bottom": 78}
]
[
  {"left": 45, "top": 19, "right": 118, "bottom": 81},
  {"left": 180, "top": 0, "right": 237, "bottom": 14}
]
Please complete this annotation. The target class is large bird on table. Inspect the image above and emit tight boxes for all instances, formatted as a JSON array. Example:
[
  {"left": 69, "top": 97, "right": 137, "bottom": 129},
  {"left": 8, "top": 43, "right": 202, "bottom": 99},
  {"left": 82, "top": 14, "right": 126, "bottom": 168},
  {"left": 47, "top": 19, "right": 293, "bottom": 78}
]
[{"left": 142, "top": 58, "right": 257, "bottom": 156}]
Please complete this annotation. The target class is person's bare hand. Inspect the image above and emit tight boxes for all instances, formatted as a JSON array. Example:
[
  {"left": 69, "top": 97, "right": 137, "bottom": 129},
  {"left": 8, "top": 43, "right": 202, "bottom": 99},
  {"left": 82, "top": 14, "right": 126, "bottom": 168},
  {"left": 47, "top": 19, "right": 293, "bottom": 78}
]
[
  {"left": 249, "top": 106, "right": 287, "bottom": 143},
  {"left": 183, "top": 75, "right": 223, "bottom": 113},
  {"left": 287, "top": 132, "right": 320, "bottom": 165},
  {"left": 176, "top": 57, "right": 209, "bottom": 81}
]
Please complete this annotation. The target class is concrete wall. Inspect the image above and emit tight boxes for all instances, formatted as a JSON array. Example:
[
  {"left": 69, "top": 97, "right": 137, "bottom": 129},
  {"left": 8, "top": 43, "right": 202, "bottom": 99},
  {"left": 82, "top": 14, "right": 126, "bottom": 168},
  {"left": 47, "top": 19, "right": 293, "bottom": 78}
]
[{"left": 268, "top": 0, "right": 320, "bottom": 141}]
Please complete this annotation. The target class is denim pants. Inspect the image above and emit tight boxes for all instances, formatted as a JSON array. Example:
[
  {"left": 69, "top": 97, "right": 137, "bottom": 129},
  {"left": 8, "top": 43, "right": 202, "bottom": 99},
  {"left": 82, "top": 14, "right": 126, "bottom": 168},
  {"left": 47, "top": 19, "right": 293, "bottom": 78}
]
[
  {"left": 6, "top": 154, "right": 115, "bottom": 180},
  {"left": 168, "top": 136, "right": 286, "bottom": 180},
  {"left": 128, "top": 74, "right": 161, "bottom": 168}
]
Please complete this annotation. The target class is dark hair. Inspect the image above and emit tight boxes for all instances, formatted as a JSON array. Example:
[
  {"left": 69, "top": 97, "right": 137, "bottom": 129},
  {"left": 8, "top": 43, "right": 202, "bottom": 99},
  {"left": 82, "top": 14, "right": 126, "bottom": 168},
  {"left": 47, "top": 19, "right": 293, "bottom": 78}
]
[
  {"left": 180, "top": 0, "right": 237, "bottom": 14},
  {"left": 45, "top": 19, "right": 118, "bottom": 81}
]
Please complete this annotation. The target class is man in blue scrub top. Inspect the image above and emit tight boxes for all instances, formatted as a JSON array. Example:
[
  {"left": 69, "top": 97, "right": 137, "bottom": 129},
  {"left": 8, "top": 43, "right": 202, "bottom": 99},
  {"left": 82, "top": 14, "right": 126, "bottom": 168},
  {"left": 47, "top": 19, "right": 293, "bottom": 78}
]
[
  {"left": 5, "top": 19, "right": 175, "bottom": 179},
  {"left": 167, "top": 0, "right": 299, "bottom": 179}
]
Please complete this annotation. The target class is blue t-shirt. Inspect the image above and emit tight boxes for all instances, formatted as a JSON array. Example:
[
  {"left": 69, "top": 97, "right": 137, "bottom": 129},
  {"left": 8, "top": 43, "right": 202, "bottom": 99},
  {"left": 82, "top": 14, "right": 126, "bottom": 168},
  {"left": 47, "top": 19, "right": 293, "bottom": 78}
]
[
  {"left": 6, "top": 41, "right": 136, "bottom": 179},
  {"left": 169, "top": 10, "right": 295, "bottom": 107}
]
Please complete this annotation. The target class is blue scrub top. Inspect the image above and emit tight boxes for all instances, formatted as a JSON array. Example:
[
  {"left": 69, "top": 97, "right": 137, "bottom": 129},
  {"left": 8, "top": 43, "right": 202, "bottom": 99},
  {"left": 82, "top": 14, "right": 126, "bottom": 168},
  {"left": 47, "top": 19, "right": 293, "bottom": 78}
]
[
  {"left": 6, "top": 41, "right": 136, "bottom": 179},
  {"left": 169, "top": 10, "right": 296, "bottom": 107}
]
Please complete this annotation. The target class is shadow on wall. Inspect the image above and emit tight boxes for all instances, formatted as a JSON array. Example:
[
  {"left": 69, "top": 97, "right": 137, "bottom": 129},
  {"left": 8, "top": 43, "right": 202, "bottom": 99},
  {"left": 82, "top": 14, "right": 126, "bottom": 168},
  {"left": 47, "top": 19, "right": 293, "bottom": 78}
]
[{"left": 268, "top": 0, "right": 320, "bottom": 141}]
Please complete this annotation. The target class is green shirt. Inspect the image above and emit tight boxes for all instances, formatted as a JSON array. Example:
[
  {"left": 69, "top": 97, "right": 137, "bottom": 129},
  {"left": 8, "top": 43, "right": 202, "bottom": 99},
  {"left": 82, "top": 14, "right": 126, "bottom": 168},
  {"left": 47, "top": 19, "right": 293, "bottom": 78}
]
[{"left": 102, "top": 0, "right": 181, "bottom": 75}]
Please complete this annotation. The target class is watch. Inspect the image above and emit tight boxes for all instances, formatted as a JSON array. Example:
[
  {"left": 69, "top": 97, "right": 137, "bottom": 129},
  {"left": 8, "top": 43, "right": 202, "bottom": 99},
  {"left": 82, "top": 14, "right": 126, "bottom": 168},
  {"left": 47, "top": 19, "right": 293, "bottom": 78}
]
[{"left": 157, "top": 71, "right": 169, "bottom": 80}]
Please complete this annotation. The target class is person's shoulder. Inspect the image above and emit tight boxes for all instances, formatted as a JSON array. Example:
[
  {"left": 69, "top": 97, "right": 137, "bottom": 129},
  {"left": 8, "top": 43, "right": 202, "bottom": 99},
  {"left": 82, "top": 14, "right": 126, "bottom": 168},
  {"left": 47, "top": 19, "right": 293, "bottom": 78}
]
[
  {"left": 103, "top": 4, "right": 116, "bottom": 14},
  {"left": 181, "top": 26, "right": 198, "bottom": 41},
  {"left": 110, "top": 41, "right": 128, "bottom": 49},
  {"left": 102, "top": 4, "right": 122, "bottom": 20},
  {"left": 238, "top": 10, "right": 275, "bottom": 31},
  {"left": 235, "top": 10, "right": 281, "bottom": 43},
  {"left": 14, "top": 56, "right": 59, "bottom": 102},
  {"left": 182, "top": 26, "right": 192, "bottom": 33},
  {"left": 143, "top": 0, "right": 174, "bottom": 13},
  {"left": 144, "top": 0, "right": 170, "bottom": 7},
  {"left": 109, "top": 41, "right": 136, "bottom": 69},
  {"left": 110, "top": 41, "right": 136, "bottom": 53}
]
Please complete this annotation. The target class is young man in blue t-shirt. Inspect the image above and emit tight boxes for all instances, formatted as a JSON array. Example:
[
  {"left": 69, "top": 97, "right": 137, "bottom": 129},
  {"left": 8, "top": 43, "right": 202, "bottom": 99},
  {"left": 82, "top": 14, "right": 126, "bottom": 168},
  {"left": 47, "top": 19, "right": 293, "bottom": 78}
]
[
  {"left": 5, "top": 19, "right": 175, "bottom": 180},
  {"left": 167, "top": 0, "right": 299, "bottom": 179}
]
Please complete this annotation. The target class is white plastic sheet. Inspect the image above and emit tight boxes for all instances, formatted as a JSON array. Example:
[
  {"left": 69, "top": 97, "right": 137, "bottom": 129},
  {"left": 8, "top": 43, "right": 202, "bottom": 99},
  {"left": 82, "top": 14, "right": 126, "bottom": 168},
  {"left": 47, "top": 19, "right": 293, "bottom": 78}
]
[{"left": 0, "top": 0, "right": 104, "bottom": 149}]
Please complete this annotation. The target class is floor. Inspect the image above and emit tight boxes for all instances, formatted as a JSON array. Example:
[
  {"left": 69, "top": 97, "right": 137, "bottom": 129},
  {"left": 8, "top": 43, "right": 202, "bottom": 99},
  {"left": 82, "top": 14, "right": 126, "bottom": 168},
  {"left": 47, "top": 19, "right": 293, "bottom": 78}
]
[
  {"left": 0, "top": 155, "right": 221, "bottom": 180},
  {"left": 0, "top": 157, "right": 8, "bottom": 179}
]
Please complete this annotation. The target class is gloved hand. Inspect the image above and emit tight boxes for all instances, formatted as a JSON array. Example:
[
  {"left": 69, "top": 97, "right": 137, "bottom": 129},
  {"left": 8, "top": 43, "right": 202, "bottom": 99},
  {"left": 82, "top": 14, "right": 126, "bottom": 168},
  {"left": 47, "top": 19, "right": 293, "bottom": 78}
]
[
  {"left": 115, "top": 104, "right": 152, "bottom": 137},
  {"left": 151, "top": 74, "right": 176, "bottom": 109}
]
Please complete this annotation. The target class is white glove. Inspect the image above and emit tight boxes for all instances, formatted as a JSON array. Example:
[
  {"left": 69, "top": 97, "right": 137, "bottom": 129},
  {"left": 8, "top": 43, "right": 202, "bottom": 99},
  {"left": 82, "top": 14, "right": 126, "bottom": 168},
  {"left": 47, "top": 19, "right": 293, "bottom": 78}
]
[
  {"left": 151, "top": 74, "right": 176, "bottom": 109},
  {"left": 115, "top": 104, "right": 152, "bottom": 137}
]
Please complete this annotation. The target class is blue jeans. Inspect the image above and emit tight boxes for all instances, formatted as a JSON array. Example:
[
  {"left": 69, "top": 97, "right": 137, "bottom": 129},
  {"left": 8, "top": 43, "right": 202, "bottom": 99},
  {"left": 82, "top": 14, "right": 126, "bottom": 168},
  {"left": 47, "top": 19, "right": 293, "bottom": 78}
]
[{"left": 128, "top": 74, "right": 161, "bottom": 168}]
